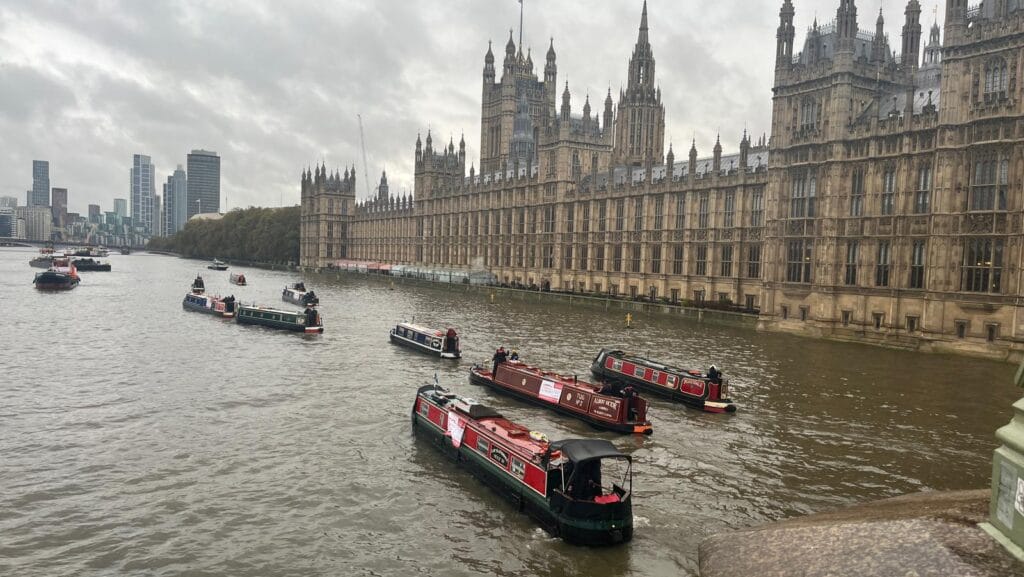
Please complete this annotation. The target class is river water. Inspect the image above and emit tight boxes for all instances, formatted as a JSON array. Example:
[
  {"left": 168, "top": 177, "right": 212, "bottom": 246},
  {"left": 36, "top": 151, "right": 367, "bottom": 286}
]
[{"left": 0, "top": 247, "right": 1017, "bottom": 576}]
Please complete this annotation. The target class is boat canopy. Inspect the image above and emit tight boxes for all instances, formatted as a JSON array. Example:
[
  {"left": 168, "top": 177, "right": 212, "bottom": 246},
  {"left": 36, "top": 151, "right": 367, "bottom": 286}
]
[{"left": 549, "top": 439, "right": 629, "bottom": 464}]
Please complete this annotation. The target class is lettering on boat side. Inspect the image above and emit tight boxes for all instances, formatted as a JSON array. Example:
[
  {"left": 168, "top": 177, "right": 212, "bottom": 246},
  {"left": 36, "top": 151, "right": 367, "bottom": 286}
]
[
  {"left": 446, "top": 412, "right": 466, "bottom": 448},
  {"left": 562, "top": 389, "right": 590, "bottom": 411},
  {"left": 538, "top": 379, "right": 562, "bottom": 403},
  {"left": 489, "top": 446, "right": 509, "bottom": 468},
  {"left": 590, "top": 397, "right": 621, "bottom": 420}
]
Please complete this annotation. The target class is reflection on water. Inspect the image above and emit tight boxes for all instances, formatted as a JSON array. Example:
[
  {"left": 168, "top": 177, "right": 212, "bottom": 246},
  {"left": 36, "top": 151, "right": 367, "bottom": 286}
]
[{"left": 0, "top": 247, "right": 1015, "bottom": 577}]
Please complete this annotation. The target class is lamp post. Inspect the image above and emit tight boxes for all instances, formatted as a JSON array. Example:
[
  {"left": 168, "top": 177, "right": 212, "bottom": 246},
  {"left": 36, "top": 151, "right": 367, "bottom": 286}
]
[{"left": 981, "top": 358, "right": 1024, "bottom": 559}]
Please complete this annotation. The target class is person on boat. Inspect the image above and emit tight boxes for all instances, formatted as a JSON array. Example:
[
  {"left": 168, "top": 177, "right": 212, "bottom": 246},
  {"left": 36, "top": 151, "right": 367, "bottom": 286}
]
[
  {"left": 445, "top": 328, "right": 458, "bottom": 352},
  {"left": 295, "top": 281, "right": 306, "bottom": 291},
  {"left": 707, "top": 364, "right": 722, "bottom": 384},
  {"left": 492, "top": 346, "right": 508, "bottom": 377},
  {"left": 193, "top": 275, "right": 205, "bottom": 290},
  {"left": 304, "top": 303, "right": 319, "bottom": 326},
  {"left": 304, "top": 290, "right": 317, "bottom": 303},
  {"left": 623, "top": 385, "right": 638, "bottom": 421},
  {"left": 509, "top": 349, "right": 519, "bottom": 361}
]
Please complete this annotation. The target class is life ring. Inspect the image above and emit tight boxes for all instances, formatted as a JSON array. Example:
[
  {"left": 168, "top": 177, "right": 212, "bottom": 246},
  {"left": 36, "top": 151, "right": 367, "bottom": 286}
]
[
  {"left": 529, "top": 431, "right": 549, "bottom": 443},
  {"left": 432, "top": 339, "right": 441, "bottom": 348}
]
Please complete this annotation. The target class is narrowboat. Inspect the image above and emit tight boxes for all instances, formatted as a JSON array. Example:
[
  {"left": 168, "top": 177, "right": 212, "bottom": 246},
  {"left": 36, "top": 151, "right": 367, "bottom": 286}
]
[
  {"left": 390, "top": 322, "right": 461, "bottom": 359},
  {"left": 29, "top": 255, "right": 54, "bottom": 268},
  {"left": 182, "top": 293, "right": 237, "bottom": 317},
  {"left": 191, "top": 275, "right": 206, "bottom": 295},
  {"left": 33, "top": 257, "right": 80, "bottom": 290},
  {"left": 412, "top": 384, "right": 634, "bottom": 546},
  {"left": 469, "top": 360, "right": 653, "bottom": 435},
  {"left": 282, "top": 282, "right": 318, "bottom": 306},
  {"left": 72, "top": 258, "right": 111, "bottom": 271},
  {"left": 208, "top": 259, "right": 229, "bottom": 271},
  {"left": 591, "top": 349, "right": 737, "bottom": 413},
  {"left": 236, "top": 303, "right": 324, "bottom": 333},
  {"left": 229, "top": 272, "right": 247, "bottom": 286}
]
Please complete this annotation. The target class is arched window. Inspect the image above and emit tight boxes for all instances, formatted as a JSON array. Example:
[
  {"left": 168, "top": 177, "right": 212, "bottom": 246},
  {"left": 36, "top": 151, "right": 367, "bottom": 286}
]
[
  {"left": 984, "top": 58, "right": 1009, "bottom": 100},
  {"left": 799, "top": 99, "right": 818, "bottom": 131}
]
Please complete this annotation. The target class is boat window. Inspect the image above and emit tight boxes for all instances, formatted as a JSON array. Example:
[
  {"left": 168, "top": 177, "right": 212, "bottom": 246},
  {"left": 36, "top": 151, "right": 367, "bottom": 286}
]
[
  {"left": 476, "top": 437, "right": 489, "bottom": 454},
  {"left": 510, "top": 458, "right": 526, "bottom": 479},
  {"left": 633, "top": 366, "right": 645, "bottom": 378},
  {"left": 418, "top": 401, "right": 430, "bottom": 418}
]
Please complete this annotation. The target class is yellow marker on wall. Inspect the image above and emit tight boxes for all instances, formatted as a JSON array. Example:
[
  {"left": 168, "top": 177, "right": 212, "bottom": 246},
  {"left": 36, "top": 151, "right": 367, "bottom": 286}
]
[{"left": 625, "top": 313, "right": 632, "bottom": 328}]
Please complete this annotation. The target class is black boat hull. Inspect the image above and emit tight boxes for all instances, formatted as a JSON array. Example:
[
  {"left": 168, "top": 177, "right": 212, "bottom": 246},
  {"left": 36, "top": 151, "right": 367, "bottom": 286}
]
[
  {"left": 33, "top": 272, "right": 79, "bottom": 290},
  {"left": 390, "top": 332, "right": 460, "bottom": 359},
  {"left": 590, "top": 351, "right": 737, "bottom": 413},
  {"left": 236, "top": 315, "right": 322, "bottom": 333}
]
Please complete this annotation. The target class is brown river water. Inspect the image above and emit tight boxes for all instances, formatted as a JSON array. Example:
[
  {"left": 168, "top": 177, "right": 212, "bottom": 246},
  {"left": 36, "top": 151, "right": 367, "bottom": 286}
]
[{"left": 0, "top": 247, "right": 1017, "bottom": 576}]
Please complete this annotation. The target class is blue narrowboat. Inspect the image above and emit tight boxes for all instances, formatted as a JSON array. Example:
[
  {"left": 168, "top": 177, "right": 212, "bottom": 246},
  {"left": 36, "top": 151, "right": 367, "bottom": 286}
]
[
  {"left": 182, "top": 293, "right": 237, "bottom": 318},
  {"left": 390, "top": 322, "right": 461, "bottom": 359}
]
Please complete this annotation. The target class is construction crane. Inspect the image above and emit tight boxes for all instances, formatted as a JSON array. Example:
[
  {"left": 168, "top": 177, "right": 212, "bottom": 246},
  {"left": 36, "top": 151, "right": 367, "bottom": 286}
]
[{"left": 357, "top": 114, "right": 372, "bottom": 200}]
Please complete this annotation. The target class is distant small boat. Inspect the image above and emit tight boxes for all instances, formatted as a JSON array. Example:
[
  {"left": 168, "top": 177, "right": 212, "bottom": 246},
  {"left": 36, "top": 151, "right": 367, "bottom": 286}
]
[
  {"left": 72, "top": 258, "right": 111, "bottom": 271},
  {"left": 34, "top": 257, "right": 80, "bottom": 290},
  {"left": 208, "top": 259, "right": 229, "bottom": 271},
  {"left": 182, "top": 292, "right": 237, "bottom": 317},
  {"left": 236, "top": 303, "right": 323, "bottom": 333},
  {"left": 29, "top": 255, "right": 55, "bottom": 268},
  {"left": 120, "top": 246, "right": 131, "bottom": 255},
  {"left": 282, "top": 283, "right": 318, "bottom": 306},
  {"left": 191, "top": 275, "right": 206, "bottom": 295},
  {"left": 229, "top": 272, "right": 247, "bottom": 286}
]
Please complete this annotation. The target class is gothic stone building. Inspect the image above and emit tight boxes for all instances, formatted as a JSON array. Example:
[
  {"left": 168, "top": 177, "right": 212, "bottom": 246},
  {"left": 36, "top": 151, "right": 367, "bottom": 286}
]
[{"left": 301, "top": 0, "right": 1024, "bottom": 360}]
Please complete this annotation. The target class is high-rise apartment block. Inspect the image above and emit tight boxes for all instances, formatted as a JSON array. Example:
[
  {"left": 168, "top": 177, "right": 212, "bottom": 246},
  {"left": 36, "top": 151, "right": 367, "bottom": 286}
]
[
  {"left": 131, "top": 154, "right": 155, "bottom": 235},
  {"left": 186, "top": 150, "right": 220, "bottom": 219},
  {"left": 163, "top": 165, "right": 188, "bottom": 235},
  {"left": 51, "top": 187, "right": 68, "bottom": 227},
  {"left": 30, "top": 160, "right": 50, "bottom": 207}
]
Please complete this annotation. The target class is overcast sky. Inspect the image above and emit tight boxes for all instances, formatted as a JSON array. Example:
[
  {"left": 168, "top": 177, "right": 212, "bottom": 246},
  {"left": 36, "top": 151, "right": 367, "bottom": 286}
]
[{"left": 0, "top": 0, "right": 942, "bottom": 215}]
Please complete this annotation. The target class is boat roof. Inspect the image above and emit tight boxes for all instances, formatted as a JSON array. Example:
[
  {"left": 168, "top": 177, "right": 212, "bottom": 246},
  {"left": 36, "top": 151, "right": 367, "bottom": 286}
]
[
  {"left": 238, "top": 304, "right": 301, "bottom": 315},
  {"left": 606, "top": 349, "right": 705, "bottom": 377},
  {"left": 397, "top": 322, "right": 443, "bottom": 336},
  {"left": 503, "top": 361, "right": 603, "bottom": 394},
  {"left": 549, "top": 439, "right": 628, "bottom": 463}
]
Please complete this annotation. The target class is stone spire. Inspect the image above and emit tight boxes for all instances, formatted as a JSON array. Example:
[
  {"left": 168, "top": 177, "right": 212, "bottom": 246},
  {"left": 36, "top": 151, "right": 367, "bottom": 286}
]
[
  {"left": 776, "top": 0, "right": 796, "bottom": 68},
  {"left": 561, "top": 81, "right": 571, "bottom": 122},
  {"left": 902, "top": 0, "right": 922, "bottom": 68},
  {"left": 613, "top": 0, "right": 665, "bottom": 166},
  {"left": 483, "top": 40, "right": 495, "bottom": 84}
]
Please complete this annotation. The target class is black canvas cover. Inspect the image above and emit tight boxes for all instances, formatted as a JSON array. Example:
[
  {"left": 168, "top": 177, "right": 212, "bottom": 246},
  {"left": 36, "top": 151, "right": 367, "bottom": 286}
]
[{"left": 550, "top": 439, "right": 628, "bottom": 464}]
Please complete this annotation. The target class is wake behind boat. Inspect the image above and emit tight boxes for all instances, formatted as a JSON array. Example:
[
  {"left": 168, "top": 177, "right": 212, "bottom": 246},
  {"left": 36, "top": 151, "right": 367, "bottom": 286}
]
[
  {"left": 591, "top": 349, "right": 737, "bottom": 413},
  {"left": 412, "top": 384, "right": 634, "bottom": 546},
  {"left": 390, "top": 322, "right": 461, "bottom": 359},
  {"left": 470, "top": 357, "right": 653, "bottom": 435}
]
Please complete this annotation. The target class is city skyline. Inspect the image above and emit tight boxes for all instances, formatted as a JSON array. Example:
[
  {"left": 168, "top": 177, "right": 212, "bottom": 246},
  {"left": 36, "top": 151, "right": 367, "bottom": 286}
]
[{"left": 0, "top": 1, "right": 942, "bottom": 216}]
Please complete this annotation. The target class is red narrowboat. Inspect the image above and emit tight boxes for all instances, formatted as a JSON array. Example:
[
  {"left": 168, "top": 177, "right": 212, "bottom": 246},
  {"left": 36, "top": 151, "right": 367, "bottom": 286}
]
[
  {"left": 590, "top": 349, "right": 737, "bottom": 413},
  {"left": 412, "top": 384, "right": 634, "bottom": 546},
  {"left": 469, "top": 360, "right": 653, "bottom": 435}
]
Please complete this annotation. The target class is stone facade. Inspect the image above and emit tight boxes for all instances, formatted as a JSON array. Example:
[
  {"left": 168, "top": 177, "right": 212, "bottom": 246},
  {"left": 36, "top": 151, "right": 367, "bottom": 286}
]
[{"left": 301, "top": 0, "right": 1024, "bottom": 360}]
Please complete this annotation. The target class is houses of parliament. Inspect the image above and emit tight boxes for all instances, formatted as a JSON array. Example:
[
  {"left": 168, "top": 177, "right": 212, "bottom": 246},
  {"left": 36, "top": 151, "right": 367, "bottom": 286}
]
[{"left": 300, "top": 0, "right": 1024, "bottom": 360}]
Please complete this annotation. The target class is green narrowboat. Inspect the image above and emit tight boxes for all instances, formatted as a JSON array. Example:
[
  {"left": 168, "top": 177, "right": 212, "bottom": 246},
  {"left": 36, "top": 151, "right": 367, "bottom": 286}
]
[{"left": 235, "top": 303, "right": 324, "bottom": 333}]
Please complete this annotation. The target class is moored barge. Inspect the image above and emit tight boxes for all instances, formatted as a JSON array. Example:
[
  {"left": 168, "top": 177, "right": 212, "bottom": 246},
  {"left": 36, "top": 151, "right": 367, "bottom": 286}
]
[
  {"left": 236, "top": 303, "right": 323, "bottom": 333},
  {"left": 72, "top": 258, "right": 111, "bottom": 271},
  {"left": 182, "top": 293, "right": 237, "bottom": 317},
  {"left": 33, "top": 257, "right": 80, "bottom": 290},
  {"left": 282, "top": 282, "right": 318, "bottom": 306},
  {"left": 229, "top": 272, "right": 247, "bottom": 286},
  {"left": 389, "top": 322, "right": 461, "bottom": 359},
  {"left": 469, "top": 360, "right": 653, "bottom": 435},
  {"left": 591, "top": 349, "right": 737, "bottom": 413},
  {"left": 412, "top": 384, "right": 634, "bottom": 546}
]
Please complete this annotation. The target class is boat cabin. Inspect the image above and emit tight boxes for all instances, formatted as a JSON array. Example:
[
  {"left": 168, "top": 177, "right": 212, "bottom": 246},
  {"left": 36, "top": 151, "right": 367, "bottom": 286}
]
[{"left": 391, "top": 322, "right": 460, "bottom": 358}]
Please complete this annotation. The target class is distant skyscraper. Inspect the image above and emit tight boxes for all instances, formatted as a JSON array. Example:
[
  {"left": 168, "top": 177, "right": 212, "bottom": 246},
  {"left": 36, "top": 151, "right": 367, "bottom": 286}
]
[
  {"left": 0, "top": 208, "right": 13, "bottom": 238},
  {"left": 186, "top": 149, "right": 220, "bottom": 218},
  {"left": 88, "top": 204, "right": 100, "bottom": 223},
  {"left": 154, "top": 194, "right": 163, "bottom": 237},
  {"left": 163, "top": 165, "right": 188, "bottom": 235},
  {"left": 16, "top": 205, "right": 52, "bottom": 241},
  {"left": 0, "top": 196, "right": 17, "bottom": 209},
  {"left": 131, "top": 154, "right": 155, "bottom": 234},
  {"left": 51, "top": 187, "right": 68, "bottom": 227},
  {"left": 30, "top": 160, "right": 50, "bottom": 207},
  {"left": 113, "top": 198, "right": 128, "bottom": 218}
]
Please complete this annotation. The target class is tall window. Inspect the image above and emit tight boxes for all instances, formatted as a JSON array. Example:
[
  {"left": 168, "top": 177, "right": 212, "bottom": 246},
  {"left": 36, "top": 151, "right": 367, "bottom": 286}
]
[
  {"left": 971, "top": 156, "right": 1009, "bottom": 211},
  {"left": 914, "top": 165, "right": 932, "bottom": 214},
  {"left": 542, "top": 244, "right": 554, "bottom": 268},
  {"left": 984, "top": 58, "right": 1009, "bottom": 99},
  {"left": 720, "top": 245, "right": 733, "bottom": 277},
  {"left": 578, "top": 245, "right": 588, "bottom": 270},
  {"left": 746, "top": 244, "right": 761, "bottom": 278},
  {"left": 651, "top": 245, "right": 662, "bottom": 274},
  {"left": 723, "top": 192, "right": 735, "bottom": 228},
  {"left": 695, "top": 245, "right": 708, "bottom": 276},
  {"left": 790, "top": 171, "right": 816, "bottom": 218},
  {"left": 565, "top": 204, "right": 575, "bottom": 234},
  {"left": 675, "top": 193, "right": 686, "bottom": 229},
  {"left": 543, "top": 205, "right": 556, "bottom": 233},
  {"left": 881, "top": 169, "right": 895, "bottom": 215},
  {"left": 672, "top": 245, "right": 684, "bottom": 275},
  {"left": 800, "top": 98, "right": 818, "bottom": 131},
  {"left": 653, "top": 195, "right": 664, "bottom": 230},
  {"left": 750, "top": 189, "right": 764, "bottom": 226},
  {"left": 613, "top": 245, "right": 623, "bottom": 271},
  {"left": 517, "top": 208, "right": 526, "bottom": 234},
  {"left": 851, "top": 168, "right": 865, "bottom": 216},
  {"left": 786, "top": 239, "right": 813, "bottom": 283},
  {"left": 844, "top": 241, "right": 859, "bottom": 286},
  {"left": 563, "top": 245, "right": 573, "bottom": 269},
  {"left": 615, "top": 199, "right": 625, "bottom": 231},
  {"left": 875, "top": 240, "right": 891, "bottom": 287},
  {"left": 595, "top": 246, "right": 605, "bottom": 270},
  {"left": 598, "top": 200, "right": 607, "bottom": 232},
  {"left": 910, "top": 240, "right": 926, "bottom": 289},
  {"left": 630, "top": 245, "right": 642, "bottom": 272},
  {"left": 633, "top": 197, "right": 644, "bottom": 231},
  {"left": 962, "top": 238, "right": 1004, "bottom": 293},
  {"left": 698, "top": 193, "right": 709, "bottom": 228},
  {"left": 581, "top": 202, "right": 591, "bottom": 233}
]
